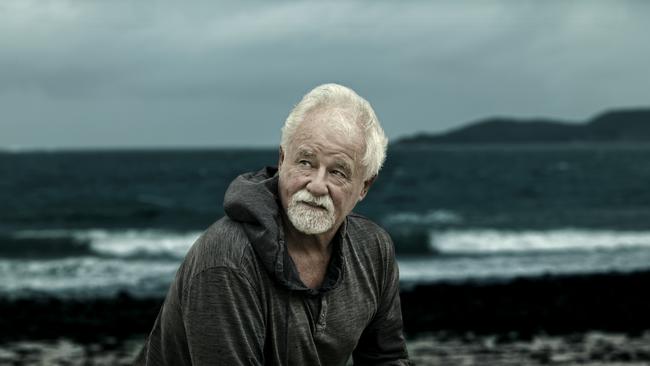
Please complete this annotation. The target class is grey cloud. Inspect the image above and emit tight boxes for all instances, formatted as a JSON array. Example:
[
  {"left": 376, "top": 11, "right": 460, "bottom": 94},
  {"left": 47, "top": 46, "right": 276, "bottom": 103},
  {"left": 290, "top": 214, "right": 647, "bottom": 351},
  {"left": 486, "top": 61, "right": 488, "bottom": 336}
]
[{"left": 1, "top": 0, "right": 649, "bottom": 148}]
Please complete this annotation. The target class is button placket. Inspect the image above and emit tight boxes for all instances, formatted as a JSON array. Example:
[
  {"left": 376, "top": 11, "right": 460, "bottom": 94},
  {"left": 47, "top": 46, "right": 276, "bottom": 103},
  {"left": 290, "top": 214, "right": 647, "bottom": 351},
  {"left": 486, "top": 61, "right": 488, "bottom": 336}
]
[{"left": 315, "top": 295, "right": 328, "bottom": 333}]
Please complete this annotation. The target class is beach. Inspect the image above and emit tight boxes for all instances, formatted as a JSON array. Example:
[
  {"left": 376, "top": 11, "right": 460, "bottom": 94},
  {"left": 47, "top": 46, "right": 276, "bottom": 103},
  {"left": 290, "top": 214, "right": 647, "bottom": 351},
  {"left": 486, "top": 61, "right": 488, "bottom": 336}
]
[
  {"left": 2, "top": 332, "right": 650, "bottom": 365},
  {"left": 2, "top": 270, "right": 650, "bottom": 365},
  {"left": 3, "top": 148, "right": 650, "bottom": 364}
]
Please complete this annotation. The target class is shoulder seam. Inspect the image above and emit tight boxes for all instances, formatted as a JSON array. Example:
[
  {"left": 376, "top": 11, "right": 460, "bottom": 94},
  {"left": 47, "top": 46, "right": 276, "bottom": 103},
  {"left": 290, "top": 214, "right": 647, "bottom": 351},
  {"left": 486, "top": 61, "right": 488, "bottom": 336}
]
[{"left": 183, "top": 265, "right": 261, "bottom": 304}]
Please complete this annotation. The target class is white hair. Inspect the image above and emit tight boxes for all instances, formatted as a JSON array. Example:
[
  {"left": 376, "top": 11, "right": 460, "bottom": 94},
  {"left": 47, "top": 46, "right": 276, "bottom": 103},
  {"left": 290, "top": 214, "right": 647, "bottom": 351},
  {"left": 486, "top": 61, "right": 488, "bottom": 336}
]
[{"left": 280, "top": 83, "right": 388, "bottom": 181}]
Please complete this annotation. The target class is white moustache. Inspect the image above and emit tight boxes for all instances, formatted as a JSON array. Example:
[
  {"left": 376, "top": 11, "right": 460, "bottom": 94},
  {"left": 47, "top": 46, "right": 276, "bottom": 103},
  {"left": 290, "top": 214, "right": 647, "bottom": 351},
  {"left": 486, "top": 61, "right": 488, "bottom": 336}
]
[{"left": 291, "top": 189, "right": 334, "bottom": 213}]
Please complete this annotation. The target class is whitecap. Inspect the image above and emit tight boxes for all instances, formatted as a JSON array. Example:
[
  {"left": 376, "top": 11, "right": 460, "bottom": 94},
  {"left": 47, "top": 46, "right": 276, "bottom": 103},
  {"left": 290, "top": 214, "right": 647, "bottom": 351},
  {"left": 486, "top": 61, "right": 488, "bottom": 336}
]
[
  {"left": 429, "top": 228, "right": 650, "bottom": 254},
  {"left": 383, "top": 210, "right": 463, "bottom": 226}
]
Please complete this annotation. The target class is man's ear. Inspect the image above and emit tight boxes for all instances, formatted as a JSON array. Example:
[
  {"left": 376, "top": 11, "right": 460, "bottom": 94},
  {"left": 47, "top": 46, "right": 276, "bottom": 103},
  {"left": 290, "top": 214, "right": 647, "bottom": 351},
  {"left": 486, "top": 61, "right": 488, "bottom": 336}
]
[
  {"left": 278, "top": 147, "right": 285, "bottom": 168},
  {"left": 358, "top": 175, "right": 376, "bottom": 202}
]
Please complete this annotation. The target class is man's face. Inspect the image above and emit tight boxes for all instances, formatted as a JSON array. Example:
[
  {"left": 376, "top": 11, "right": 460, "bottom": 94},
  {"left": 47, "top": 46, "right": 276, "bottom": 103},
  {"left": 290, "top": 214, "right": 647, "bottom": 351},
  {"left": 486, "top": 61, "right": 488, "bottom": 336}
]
[{"left": 278, "top": 109, "right": 372, "bottom": 237}]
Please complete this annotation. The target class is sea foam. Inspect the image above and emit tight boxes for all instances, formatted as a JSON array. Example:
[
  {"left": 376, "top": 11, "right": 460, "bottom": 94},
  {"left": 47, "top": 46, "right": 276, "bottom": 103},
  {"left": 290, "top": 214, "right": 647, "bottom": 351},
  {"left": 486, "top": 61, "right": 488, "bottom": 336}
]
[
  {"left": 383, "top": 210, "right": 463, "bottom": 225},
  {"left": 12, "top": 229, "right": 201, "bottom": 259},
  {"left": 429, "top": 228, "right": 650, "bottom": 254},
  {"left": 78, "top": 229, "right": 201, "bottom": 259}
]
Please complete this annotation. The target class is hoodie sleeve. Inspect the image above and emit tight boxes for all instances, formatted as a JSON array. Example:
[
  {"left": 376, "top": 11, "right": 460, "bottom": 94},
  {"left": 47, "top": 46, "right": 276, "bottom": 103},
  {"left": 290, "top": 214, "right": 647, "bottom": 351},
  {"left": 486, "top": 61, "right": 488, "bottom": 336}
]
[
  {"left": 352, "top": 235, "right": 410, "bottom": 366},
  {"left": 135, "top": 266, "right": 266, "bottom": 366},
  {"left": 183, "top": 267, "right": 266, "bottom": 365}
]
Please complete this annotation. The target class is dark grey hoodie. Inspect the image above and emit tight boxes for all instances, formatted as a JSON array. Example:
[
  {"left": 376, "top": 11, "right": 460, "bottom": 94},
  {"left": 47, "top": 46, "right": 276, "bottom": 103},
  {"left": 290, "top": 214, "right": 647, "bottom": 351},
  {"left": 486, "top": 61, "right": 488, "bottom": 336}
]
[{"left": 136, "top": 167, "right": 410, "bottom": 365}]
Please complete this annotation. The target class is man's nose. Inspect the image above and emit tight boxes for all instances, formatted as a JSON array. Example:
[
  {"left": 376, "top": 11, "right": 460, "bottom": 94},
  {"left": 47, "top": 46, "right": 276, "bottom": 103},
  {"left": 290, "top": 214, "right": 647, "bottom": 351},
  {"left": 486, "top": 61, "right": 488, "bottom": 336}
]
[{"left": 306, "top": 168, "right": 329, "bottom": 197}]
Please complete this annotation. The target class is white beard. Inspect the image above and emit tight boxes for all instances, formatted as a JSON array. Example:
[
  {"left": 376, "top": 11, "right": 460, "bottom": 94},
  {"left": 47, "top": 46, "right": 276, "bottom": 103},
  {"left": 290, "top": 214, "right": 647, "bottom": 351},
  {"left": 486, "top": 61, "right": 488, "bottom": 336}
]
[{"left": 287, "top": 189, "right": 336, "bottom": 235}]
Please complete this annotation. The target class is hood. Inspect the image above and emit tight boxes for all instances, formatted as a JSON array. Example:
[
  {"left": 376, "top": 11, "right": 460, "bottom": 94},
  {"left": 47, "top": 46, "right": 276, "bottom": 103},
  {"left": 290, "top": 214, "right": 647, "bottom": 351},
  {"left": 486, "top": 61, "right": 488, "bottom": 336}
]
[{"left": 224, "top": 166, "right": 342, "bottom": 293}]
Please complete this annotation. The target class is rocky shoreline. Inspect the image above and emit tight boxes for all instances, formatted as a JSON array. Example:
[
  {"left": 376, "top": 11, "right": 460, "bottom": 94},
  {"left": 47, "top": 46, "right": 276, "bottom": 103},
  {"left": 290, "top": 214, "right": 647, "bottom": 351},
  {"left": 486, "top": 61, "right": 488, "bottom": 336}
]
[
  {"left": 408, "top": 332, "right": 650, "bottom": 366},
  {"left": 2, "top": 270, "right": 650, "bottom": 364},
  {"left": 2, "top": 332, "right": 649, "bottom": 366}
]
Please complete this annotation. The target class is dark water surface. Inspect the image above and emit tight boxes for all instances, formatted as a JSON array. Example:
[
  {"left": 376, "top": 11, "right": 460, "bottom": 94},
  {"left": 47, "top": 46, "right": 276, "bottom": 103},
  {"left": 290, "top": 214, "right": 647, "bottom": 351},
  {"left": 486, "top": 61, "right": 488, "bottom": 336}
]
[{"left": 2, "top": 145, "right": 650, "bottom": 297}]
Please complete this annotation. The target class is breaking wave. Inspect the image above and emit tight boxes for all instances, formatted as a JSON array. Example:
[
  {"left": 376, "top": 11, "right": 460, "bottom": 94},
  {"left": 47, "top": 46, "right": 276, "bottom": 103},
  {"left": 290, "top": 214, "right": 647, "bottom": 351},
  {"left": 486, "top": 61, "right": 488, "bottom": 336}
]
[
  {"left": 383, "top": 210, "right": 464, "bottom": 226},
  {"left": 429, "top": 228, "right": 650, "bottom": 254},
  {"left": 2, "top": 229, "right": 201, "bottom": 260}
]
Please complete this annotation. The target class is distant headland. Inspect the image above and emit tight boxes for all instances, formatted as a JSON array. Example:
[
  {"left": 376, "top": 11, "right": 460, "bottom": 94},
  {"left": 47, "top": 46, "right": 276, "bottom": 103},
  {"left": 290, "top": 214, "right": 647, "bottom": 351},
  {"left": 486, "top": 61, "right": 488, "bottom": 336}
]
[{"left": 395, "top": 108, "right": 650, "bottom": 145}]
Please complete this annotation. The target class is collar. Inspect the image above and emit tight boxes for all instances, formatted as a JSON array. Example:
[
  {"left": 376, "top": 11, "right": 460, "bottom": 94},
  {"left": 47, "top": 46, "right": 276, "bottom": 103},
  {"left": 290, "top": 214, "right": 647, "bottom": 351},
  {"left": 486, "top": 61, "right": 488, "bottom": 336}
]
[{"left": 282, "top": 216, "right": 348, "bottom": 296}]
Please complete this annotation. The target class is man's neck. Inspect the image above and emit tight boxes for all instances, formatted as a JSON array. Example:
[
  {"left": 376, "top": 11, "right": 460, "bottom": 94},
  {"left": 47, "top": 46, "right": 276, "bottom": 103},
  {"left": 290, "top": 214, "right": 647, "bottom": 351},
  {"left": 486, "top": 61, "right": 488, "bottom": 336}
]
[
  {"left": 281, "top": 213, "right": 341, "bottom": 289},
  {"left": 282, "top": 216, "right": 338, "bottom": 256}
]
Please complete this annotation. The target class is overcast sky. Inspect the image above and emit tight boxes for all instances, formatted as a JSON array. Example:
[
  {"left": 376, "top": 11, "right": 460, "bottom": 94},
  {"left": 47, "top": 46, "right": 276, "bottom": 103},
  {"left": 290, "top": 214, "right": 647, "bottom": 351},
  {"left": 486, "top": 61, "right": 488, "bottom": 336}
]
[{"left": 1, "top": 1, "right": 649, "bottom": 149}]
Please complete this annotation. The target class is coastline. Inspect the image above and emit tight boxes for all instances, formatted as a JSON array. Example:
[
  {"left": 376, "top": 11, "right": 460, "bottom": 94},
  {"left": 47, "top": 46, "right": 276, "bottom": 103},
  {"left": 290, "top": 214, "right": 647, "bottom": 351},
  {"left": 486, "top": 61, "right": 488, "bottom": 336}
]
[
  {"left": 2, "top": 332, "right": 650, "bottom": 365},
  {"left": 2, "top": 270, "right": 650, "bottom": 364}
]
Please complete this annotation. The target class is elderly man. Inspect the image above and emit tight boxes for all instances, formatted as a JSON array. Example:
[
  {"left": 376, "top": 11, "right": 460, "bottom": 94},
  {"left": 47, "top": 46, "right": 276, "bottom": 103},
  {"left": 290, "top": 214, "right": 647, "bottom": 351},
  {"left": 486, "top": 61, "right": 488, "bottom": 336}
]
[{"left": 136, "top": 84, "right": 410, "bottom": 365}]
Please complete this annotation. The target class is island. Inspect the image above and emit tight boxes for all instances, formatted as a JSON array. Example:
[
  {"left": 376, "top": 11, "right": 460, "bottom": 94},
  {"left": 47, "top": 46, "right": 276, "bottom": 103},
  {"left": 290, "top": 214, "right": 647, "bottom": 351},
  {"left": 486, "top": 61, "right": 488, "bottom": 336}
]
[{"left": 396, "top": 108, "right": 650, "bottom": 145}]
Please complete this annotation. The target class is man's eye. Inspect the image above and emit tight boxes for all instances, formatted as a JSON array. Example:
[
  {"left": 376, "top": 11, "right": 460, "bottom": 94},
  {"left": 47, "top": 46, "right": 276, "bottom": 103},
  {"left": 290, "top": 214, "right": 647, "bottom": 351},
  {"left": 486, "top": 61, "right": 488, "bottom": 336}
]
[
  {"left": 332, "top": 170, "right": 347, "bottom": 178},
  {"left": 299, "top": 160, "right": 311, "bottom": 167}
]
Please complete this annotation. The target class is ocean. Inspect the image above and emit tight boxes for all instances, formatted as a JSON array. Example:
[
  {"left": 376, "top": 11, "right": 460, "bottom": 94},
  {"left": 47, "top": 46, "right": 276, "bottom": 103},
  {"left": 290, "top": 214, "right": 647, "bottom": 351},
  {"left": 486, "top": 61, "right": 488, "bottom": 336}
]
[{"left": 2, "top": 144, "right": 650, "bottom": 298}]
